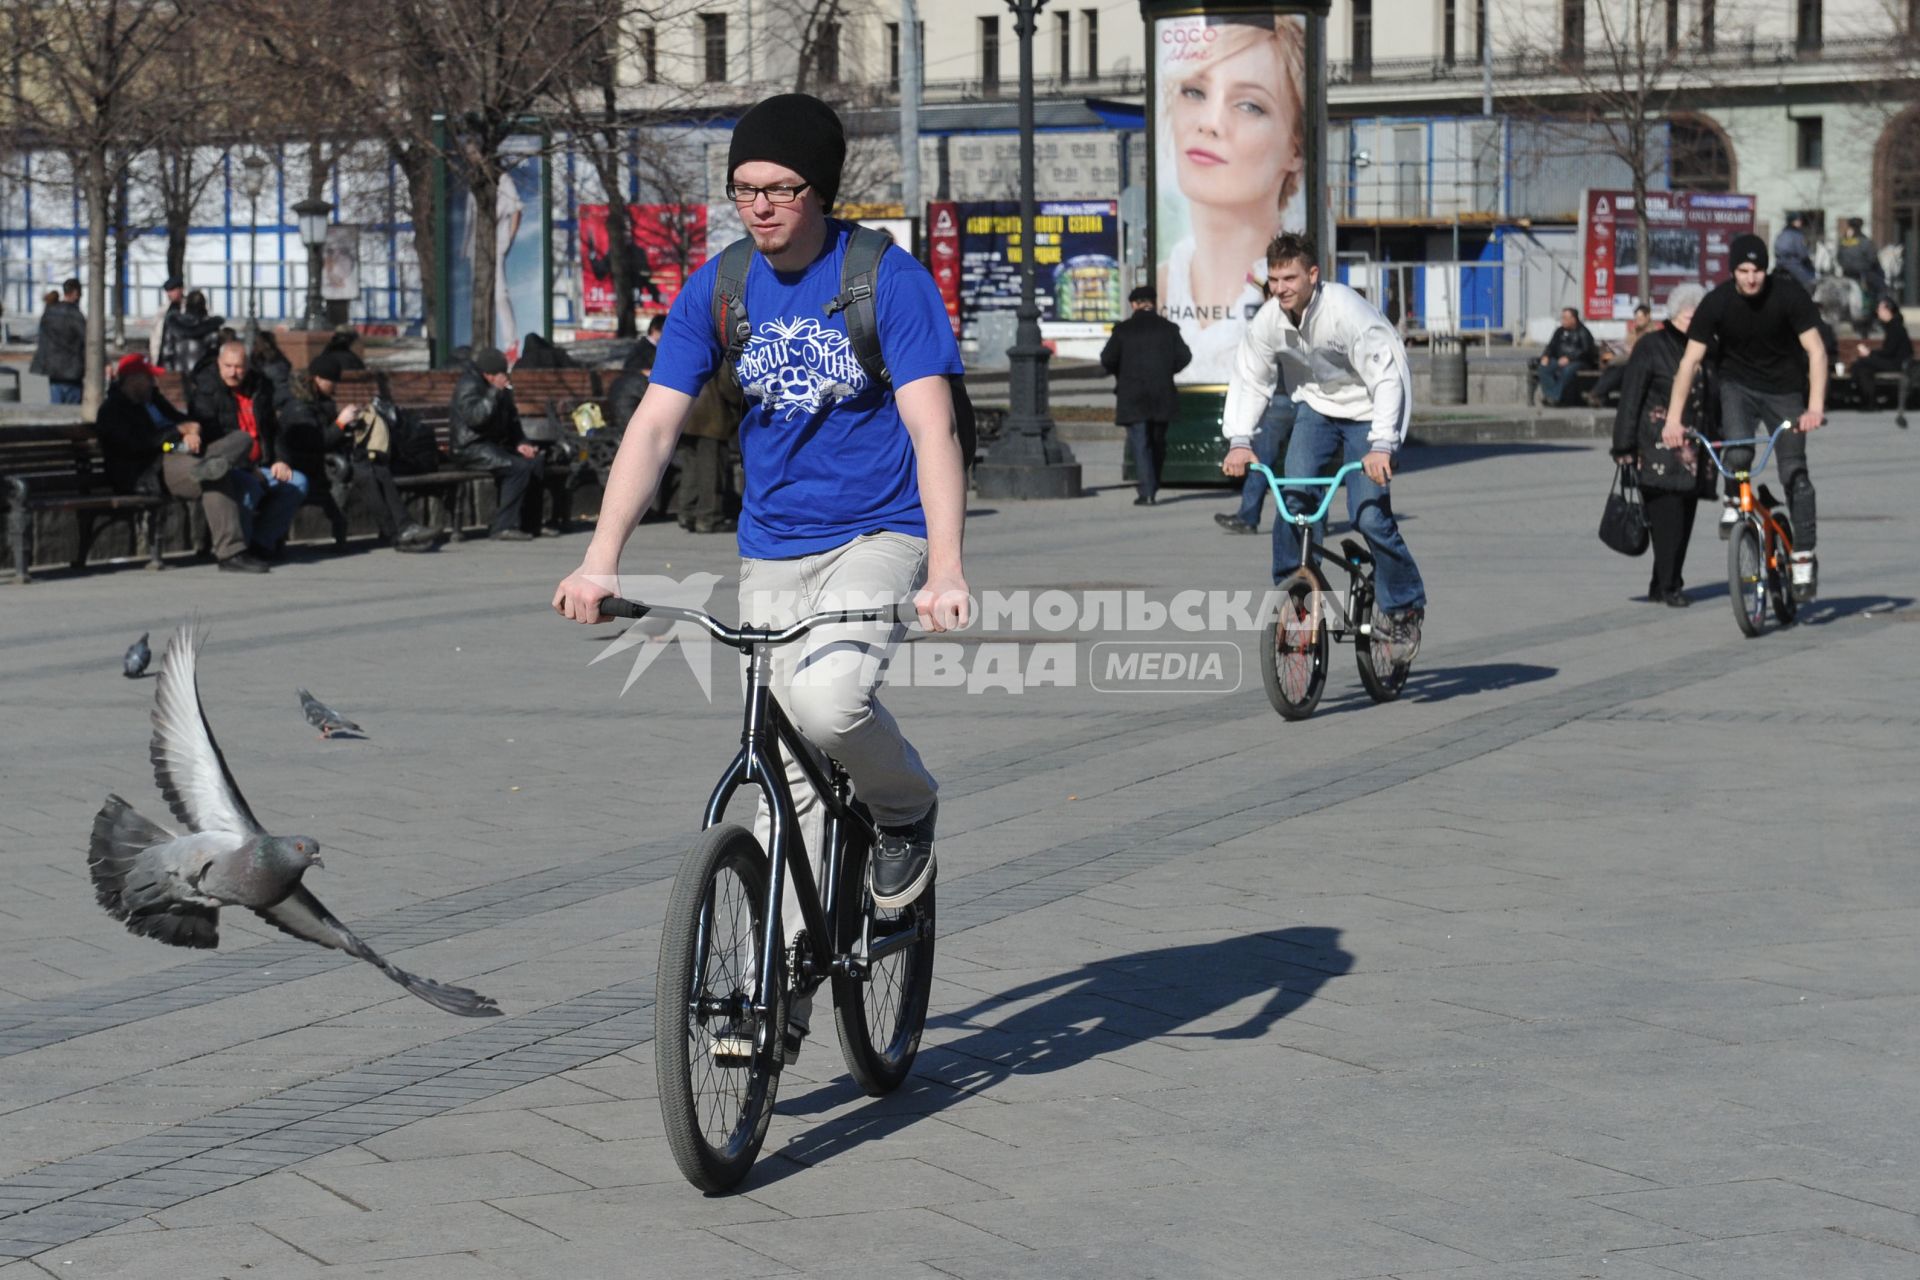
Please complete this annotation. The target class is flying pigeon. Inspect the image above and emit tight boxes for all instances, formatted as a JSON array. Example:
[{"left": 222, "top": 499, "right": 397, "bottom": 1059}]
[
  {"left": 298, "top": 689, "right": 364, "bottom": 739},
  {"left": 87, "top": 624, "right": 500, "bottom": 1017},
  {"left": 123, "top": 633, "right": 151, "bottom": 679}
]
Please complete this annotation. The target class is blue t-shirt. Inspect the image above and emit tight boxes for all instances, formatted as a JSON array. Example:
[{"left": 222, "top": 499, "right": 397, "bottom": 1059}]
[{"left": 649, "top": 221, "right": 963, "bottom": 559}]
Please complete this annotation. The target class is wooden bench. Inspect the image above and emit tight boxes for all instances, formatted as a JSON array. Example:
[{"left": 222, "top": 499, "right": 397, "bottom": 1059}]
[
  {"left": 2, "top": 425, "right": 173, "bottom": 582},
  {"left": 1835, "top": 338, "right": 1915, "bottom": 422}
]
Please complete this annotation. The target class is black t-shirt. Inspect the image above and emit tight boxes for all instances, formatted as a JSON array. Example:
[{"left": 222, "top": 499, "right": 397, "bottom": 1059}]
[{"left": 1686, "top": 275, "right": 1821, "bottom": 394}]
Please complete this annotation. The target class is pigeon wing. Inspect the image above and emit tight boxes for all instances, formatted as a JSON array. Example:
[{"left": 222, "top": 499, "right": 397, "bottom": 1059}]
[
  {"left": 151, "top": 623, "right": 264, "bottom": 837},
  {"left": 88, "top": 795, "right": 222, "bottom": 949},
  {"left": 254, "top": 886, "right": 502, "bottom": 1018}
]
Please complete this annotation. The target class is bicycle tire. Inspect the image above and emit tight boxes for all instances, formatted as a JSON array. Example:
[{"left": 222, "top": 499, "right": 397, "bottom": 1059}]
[
  {"left": 655, "top": 823, "right": 784, "bottom": 1193},
  {"left": 1262, "top": 576, "right": 1328, "bottom": 720},
  {"left": 1352, "top": 582, "right": 1409, "bottom": 704},
  {"left": 831, "top": 817, "right": 936, "bottom": 1096},
  {"left": 1728, "top": 520, "right": 1768, "bottom": 637},
  {"left": 1766, "top": 513, "right": 1798, "bottom": 627}
]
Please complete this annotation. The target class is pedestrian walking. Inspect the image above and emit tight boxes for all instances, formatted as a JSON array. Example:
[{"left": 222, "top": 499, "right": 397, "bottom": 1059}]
[
  {"left": 1100, "top": 286, "right": 1192, "bottom": 506},
  {"left": 1612, "top": 283, "right": 1713, "bottom": 607},
  {"left": 30, "top": 279, "right": 85, "bottom": 405}
]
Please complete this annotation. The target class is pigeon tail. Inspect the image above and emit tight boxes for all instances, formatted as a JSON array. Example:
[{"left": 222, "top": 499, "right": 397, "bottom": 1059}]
[{"left": 88, "top": 796, "right": 219, "bottom": 950}]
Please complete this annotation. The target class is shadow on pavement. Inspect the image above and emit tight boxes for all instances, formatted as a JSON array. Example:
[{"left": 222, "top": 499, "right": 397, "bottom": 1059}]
[
  {"left": 1796, "top": 594, "right": 1913, "bottom": 625},
  {"left": 1315, "top": 662, "right": 1557, "bottom": 716},
  {"left": 755, "top": 927, "right": 1352, "bottom": 1182}
]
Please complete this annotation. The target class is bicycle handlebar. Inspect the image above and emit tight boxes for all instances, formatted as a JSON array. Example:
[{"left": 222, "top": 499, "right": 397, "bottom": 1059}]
[
  {"left": 1248, "top": 460, "right": 1368, "bottom": 527},
  {"left": 595, "top": 597, "right": 922, "bottom": 650},
  {"left": 1687, "top": 422, "right": 1794, "bottom": 481}
]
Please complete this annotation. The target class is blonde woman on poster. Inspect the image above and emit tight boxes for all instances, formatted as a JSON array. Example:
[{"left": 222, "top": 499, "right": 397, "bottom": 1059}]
[{"left": 1155, "top": 13, "right": 1306, "bottom": 384}]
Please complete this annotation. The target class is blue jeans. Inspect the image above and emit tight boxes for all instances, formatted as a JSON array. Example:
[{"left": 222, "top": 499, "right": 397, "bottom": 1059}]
[
  {"left": 1536, "top": 362, "right": 1579, "bottom": 405},
  {"left": 237, "top": 467, "right": 309, "bottom": 550},
  {"left": 1126, "top": 421, "right": 1167, "bottom": 501},
  {"left": 50, "top": 381, "right": 82, "bottom": 405},
  {"left": 1270, "top": 404, "right": 1427, "bottom": 614},
  {"left": 1236, "top": 396, "right": 1297, "bottom": 528}
]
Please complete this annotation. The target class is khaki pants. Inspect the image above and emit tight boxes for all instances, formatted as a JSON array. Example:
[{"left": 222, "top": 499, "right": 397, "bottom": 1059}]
[
  {"left": 160, "top": 432, "right": 254, "bottom": 561},
  {"left": 740, "top": 531, "right": 936, "bottom": 1021}
]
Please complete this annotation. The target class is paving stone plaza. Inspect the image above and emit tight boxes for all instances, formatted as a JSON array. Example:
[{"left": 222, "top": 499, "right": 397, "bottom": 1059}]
[{"left": 1, "top": 424, "right": 1916, "bottom": 1279}]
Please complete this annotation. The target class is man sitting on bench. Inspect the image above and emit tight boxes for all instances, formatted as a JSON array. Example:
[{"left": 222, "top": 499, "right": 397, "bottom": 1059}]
[
  {"left": 449, "top": 346, "right": 546, "bottom": 541},
  {"left": 1851, "top": 297, "right": 1911, "bottom": 412},
  {"left": 96, "top": 355, "right": 193, "bottom": 497}
]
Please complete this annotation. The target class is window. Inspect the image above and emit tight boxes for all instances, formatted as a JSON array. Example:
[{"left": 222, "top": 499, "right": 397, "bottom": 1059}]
[
  {"left": 1700, "top": 0, "right": 1715, "bottom": 49},
  {"left": 1561, "top": 0, "right": 1584, "bottom": 61},
  {"left": 815, "top": 21, "right": 840, "bottom": 84},
  {"left": 1444, "top": 0, "right": 1457, "bottom": 64},
  {"left": 1670, "top": 117, "right": 1735, "bottom": 192},
  {"left": 640, "top": 27, "right": 657, "bottom": 83},
  {"left": 1353, "top": 0, "right": 1373, "bottom": 78},
  {"left": 887, "top": 21, "right": 899, "bottom": 88},
  {"left": 1057, "top": 12, "right": 1070, "bottom": 80},
  {"left": 1795, "top": 0, "right": 1821, "bottom": 50},
  {"left": 1795, "top": 117, "right": 1823, "bottom": 170},
  {"left": 702, "top": 14, "right": 727, "bottom": 83},
  {"left": 1083, "top": 9, "right": 1098, "bottom": 78},
  {"left": 980, "top": 15, "right": 1000, "bottom": 93}
]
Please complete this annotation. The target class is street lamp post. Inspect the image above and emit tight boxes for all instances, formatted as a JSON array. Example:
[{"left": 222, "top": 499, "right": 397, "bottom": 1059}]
[
  {"left": 239, "top": 155, "right": 268, "bottom": 348},
  {"left": 973, "top": 0, "right": 1082, "bottom": 499},
  {"left": 292, "top": 197, "right": 332, "bottom": 331}
]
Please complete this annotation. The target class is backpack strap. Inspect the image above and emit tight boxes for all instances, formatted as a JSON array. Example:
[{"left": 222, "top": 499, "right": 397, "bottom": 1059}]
[
  {"left": 823, "top": 223, "right": 893, "bottom": 388},
  {"left": 710, "top": 236, "right": 756, "bottom": 369}
]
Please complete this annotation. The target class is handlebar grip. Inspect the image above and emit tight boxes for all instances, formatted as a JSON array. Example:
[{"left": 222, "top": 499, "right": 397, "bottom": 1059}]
[
  {"left": 893, "top": 600, "right": 924, "bottom": 626},
  {"left": 597, "top": 598, "right": 648, "bottom": 620}
]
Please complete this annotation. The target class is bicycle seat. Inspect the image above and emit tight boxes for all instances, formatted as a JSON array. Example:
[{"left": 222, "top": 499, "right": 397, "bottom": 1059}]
[
  {"left": 1340, "top": 538, "right": 1373, "bottom": 567},
  {"left": 1757, "top": 483, "right": 1783, "bottom": 512}
]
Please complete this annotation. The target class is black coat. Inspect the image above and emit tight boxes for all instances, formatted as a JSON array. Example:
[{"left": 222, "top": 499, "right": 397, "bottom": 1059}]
[
  {"left": 274, "top": 374, "right": 342, "bottom": 474},
  {"left": 1612, "top": 322, "right": 1714, "bottom": 493},
  {"left": 30, "top": 301, "right": 86, "bottom": 383},
  {"left": 94, "top": 383, "right": 186, "bottom": 493},
  {"left": 189, "top": 365, "right": 285, "bottom": 467},
  {"left": 448, "top": 365, "right": 526, "bottom": 468},
  {"left": 1542, "top": 322, "right": 1598, "bottom": 369},
  {"left": 515, "top": 333, "right": 578, "bottom": 369},
  {"left": 1100, "top": 310, "right": 1192, "bottom": 424}
]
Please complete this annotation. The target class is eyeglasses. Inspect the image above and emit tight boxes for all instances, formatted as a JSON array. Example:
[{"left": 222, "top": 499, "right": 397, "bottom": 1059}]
[{"left": 725, "top": 182, "right": 811, "bottom": 206}]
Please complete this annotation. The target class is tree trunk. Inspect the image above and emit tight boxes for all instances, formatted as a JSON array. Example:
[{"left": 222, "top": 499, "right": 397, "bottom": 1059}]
[
  {"left": 394, "top": 144, "right": 439, "bottom": 353},
  {"left": 467, "top": 160, "right": 502, "bottom": 354},
  {"left": 112, "top": 169, "right": 130, "bottom": 346},
  {"left": 602, "top": 171, "right": 637, "bottom": 338},
  {"left": 84, "top": 142, "right": 110, "bottom": 417}
]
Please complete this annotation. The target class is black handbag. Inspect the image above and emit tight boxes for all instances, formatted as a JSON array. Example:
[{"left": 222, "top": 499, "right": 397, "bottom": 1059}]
[{"left": 1599, "top": 463, "right": 1650, "bottom": 557}]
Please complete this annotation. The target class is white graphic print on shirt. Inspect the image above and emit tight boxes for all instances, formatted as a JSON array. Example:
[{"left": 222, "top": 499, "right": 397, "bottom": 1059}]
[{"left": 734, "top": 315, "right": 868, "bottom": 416}]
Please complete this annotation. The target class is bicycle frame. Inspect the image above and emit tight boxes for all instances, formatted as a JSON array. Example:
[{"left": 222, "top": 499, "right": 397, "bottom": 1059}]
[
  {"left": 1690, "top": 423, "right": 1798, "bottom": 558},
  {"left": 1250, "top": 460, "right": 1375, "bottom": 642},
  {"left": 598, "top": 597, "right": 928, "bottom": 1062}
]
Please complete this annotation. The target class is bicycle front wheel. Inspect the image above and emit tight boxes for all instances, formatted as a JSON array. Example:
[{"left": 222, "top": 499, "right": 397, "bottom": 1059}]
[
  {"left": 1728, "top": 520, "right": 1768, "bottom": 637},
  {"left": 655, "top": 823, "right": 784, "bottom": 1193},
  {"left": 1262, "top": 577, "right": 1328, "bottom": 720},
  {"left": 1353, "top": 582, "right": 1409, "bottom": 703},
  {"left": 832, "top": 819, "right": 936, "bottom": 1096}
]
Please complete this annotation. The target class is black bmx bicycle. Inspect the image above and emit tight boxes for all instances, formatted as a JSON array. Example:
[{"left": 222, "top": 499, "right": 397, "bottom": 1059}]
[
  {"left": 1252, "top": 460, "right": 1411, "bottom": 720},
  {"left": 595, "top": 596, "right": 936, "bottom": 1192}
]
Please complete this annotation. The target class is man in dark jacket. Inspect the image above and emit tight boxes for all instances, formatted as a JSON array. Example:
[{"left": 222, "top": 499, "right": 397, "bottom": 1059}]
[
  {"left": 1774, "top": 213, "right": 1816, "bottom": 289},
  {"left": 1533, "top": 307, "right": 1598, "bottom": 406},
  {"left": 1836, "top": 218, "right": 1888, "bottom": 304},
  {"left": 190, "top": 340, "right": 307, "bottom": 561},
  {"left": 1851, "top": 297, "right": 1912, "bottom": 411},
  {"left": 31, "top": 279, "right": 86, "bottom": 404},
  {"left": 450, "top": 346, "right": 545, "bottom": 540},
  {"left": 1101, "top": 286, "right": 1192, "bottom": 505},
  {"left": 281, "top": 352, "right": 433, "bottom": 551},
  {"left": 95, "top": 354, "right": 193, "bottom": 495}
]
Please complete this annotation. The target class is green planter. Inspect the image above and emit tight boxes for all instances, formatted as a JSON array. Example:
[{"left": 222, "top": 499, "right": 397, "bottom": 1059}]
[{"left": 1121, "top": 387, "right": 1234, "bottom": 487}]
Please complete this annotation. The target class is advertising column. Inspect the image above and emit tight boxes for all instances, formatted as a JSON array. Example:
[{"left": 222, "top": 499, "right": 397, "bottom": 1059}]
[{"left": 1139, "top": 0, "right": 1328, "bottom": 481}]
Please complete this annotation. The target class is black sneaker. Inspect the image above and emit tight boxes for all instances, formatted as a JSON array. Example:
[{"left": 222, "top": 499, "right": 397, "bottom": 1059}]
[
  {"left": 781, "top": 1022, "right": 807, "bottom": 1066},
  {"left": 491, "top": 528, "right": 535, "bottom": 542},
  {"left": 1214, "top": 513, "right": 1258, "bottom": 534},
  {"left": 1385, "top": 608, "right": 1424, "bottom": 665},
  {"left": 871, "top": 800, "right": 937, "bottom": 910},
  {"left": 217, "top": 553, "right": 269, "bottom": 574}
]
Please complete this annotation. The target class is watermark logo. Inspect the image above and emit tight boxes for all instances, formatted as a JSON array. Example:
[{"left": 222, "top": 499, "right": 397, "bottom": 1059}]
[
  {"left": 586, "top": 573, "right": 722, "bottom": 698},
  {"left": 1089, "top": 641, "right": 1242, "bottom": 694}
]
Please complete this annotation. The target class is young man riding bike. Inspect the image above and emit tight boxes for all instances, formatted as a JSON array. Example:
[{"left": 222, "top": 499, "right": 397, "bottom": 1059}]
[
  {"left": 1662, "top": 233, "right": 1826, "bottom": 598},
  {"left": 1219, "top": 233, "right": 1428, "bottom": 658},
  {"left": 552, "top": 94, "right": 970, "bottom": 1057}
]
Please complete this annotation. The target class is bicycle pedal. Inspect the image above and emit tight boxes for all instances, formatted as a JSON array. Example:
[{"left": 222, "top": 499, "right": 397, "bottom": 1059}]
[{"left": 710, "top": 1029, "right": 755, "bottom": 1065}]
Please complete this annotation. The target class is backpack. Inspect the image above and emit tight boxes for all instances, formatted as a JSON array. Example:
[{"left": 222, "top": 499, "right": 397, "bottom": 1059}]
[
  {"left": 710, "top": 224, "right": 977, "bottom": 467},
  {"left": 386, "top": 402, "right": 442, "bottom": 476}
]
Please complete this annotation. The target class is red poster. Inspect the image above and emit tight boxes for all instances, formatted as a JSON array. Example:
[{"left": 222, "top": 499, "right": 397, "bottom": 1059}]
[
  {"left": 926, "top": 201, "right": 963, "bottom": 337},
  {"left": 1580, "top": 189, "right": 1756, "bottom": 321},
  {"left": 579, "top": 204, "right": 709, "bottom": 316}
]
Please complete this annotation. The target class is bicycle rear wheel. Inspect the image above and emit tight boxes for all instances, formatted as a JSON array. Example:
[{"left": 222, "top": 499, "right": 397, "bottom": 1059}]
[
  {"left": 655, "top": 823, "right": 784, "bottom": 1192},
  {"left": 1766, "top": 513, "right": 1798, "bottom": 627},
  {"left": 1261, "top": 576, "right": 1328, "bottom": 720},
  {"left": 1352, "top": 582, "right": 1409, "bottom": 703},
  {"left": 832, "top": 818, "right": 936, "bottom": 1096},
  {"left": 1727, "top": 519, "right": 1769, "bottom": 637}
]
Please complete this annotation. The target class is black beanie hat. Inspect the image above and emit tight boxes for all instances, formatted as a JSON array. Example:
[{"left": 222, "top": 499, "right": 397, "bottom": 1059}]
[
  {"left": 308, "top": 352, "right": 346, "bottom": 383},
  {"left": 472, "top": 347, "right": 508, "bottom": 376},
  {"left": 728, "top": 94, "right": 847, "bottom": 208},
  {"left": 1729, "top": 233, "right": 1768, "bottom": 272}
]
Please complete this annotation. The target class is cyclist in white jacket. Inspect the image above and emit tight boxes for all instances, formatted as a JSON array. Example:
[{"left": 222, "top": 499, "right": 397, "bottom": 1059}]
[{"left": 1221, "top": 232, "right": 1427, "bottom": 655}]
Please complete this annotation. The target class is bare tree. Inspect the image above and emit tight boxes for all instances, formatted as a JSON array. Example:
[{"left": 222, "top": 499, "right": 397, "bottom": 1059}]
[{"left": 0, "top": 0, "right": 200, "bottom": 413}]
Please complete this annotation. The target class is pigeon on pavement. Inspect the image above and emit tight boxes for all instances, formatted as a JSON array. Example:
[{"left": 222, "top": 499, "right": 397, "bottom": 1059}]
[
  {"left": 88, "top": 623, "right": 501, "bottom": 1017},
  {"left": 298, "top": 689, "right": 364, "bottom": 739},
  {"left": 123, "top": 633, "right": 151, "bottom": 679}
]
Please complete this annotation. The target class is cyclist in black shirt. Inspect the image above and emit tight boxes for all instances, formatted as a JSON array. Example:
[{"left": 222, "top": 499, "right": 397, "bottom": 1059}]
[{"left": 1663, "top": 234, "right": 1827, "bottom": 599}]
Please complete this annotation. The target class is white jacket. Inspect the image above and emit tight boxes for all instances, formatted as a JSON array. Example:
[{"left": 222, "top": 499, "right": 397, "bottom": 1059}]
[{"left": 1221, "top": 281, "right": 1413, "bottom": 455}]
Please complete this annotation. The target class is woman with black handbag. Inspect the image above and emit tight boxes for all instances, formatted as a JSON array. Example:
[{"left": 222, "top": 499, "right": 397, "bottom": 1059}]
[{"left": 1612, "top": 283, "right": 1713, "bottom": 606}]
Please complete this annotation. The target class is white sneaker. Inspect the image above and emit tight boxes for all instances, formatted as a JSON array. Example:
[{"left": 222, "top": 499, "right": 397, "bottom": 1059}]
[
  {"left": 1718, "top": 503, "right": 1739, "bottom": 541},
  {"left": 1790, "top": 552, "right": 1817, "bottom": 601}
]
